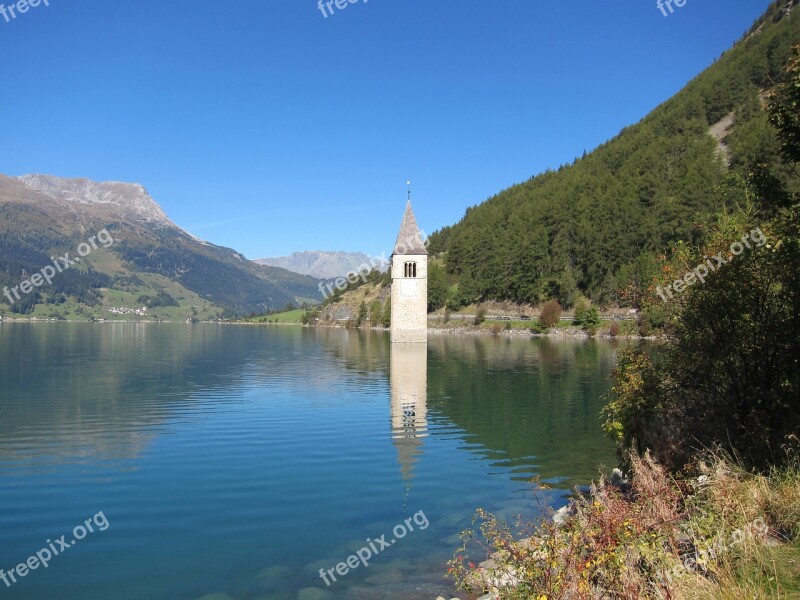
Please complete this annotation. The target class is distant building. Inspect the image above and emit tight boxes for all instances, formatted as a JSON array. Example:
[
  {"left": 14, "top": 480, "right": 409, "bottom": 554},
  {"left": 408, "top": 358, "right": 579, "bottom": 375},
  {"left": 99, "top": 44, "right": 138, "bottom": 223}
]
[{"left": 390, "top": 201, "right": 428, "bottom": 343}]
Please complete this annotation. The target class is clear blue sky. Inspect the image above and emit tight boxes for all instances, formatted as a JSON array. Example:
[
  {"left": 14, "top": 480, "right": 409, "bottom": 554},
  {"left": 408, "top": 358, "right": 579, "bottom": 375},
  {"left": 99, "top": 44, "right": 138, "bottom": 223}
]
[{"left": 0, "top": 0, "right": 773, "bottom": 258}]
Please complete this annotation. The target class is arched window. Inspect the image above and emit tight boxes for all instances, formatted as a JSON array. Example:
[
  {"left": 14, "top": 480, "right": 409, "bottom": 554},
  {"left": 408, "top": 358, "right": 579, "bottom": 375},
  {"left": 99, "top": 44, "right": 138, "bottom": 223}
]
[{"left": 404, "top": 262, "right": 417, "bottom": 278}]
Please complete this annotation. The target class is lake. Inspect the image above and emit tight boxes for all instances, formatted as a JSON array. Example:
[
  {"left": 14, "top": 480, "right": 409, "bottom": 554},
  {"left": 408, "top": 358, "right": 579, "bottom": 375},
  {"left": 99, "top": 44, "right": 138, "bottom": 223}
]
[{"left": 0, "top": 323, "right": 619, "bottom": 599}]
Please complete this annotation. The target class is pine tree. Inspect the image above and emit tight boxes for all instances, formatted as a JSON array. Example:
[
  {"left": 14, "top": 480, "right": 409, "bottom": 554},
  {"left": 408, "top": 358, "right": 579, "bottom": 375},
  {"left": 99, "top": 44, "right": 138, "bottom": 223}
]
[
  {"left": 381, "top": 298, "right": 391, "bottom": 328},
  {"left": 355, "top": 301, "right": 367, "bottom": 327}
]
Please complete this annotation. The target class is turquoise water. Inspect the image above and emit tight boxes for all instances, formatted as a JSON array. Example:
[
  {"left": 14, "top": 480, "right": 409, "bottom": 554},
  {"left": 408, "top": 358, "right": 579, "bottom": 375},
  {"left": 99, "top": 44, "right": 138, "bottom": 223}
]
[{"left": 0, "top": 323, "right": 618, "bottom": 599}]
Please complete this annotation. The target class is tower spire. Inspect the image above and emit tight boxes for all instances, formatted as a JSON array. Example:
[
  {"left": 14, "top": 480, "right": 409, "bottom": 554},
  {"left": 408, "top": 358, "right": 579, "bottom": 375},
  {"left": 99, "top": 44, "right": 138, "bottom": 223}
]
[{"left": 392, "top": 199, "right": 427, "bottom": 256}]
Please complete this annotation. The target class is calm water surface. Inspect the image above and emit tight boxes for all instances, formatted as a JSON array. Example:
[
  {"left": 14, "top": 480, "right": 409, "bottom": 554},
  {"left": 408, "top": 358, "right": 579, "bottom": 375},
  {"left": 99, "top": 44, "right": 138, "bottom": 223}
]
[{"left": 0, "top": 323, "right": 619, "bottom": 599}]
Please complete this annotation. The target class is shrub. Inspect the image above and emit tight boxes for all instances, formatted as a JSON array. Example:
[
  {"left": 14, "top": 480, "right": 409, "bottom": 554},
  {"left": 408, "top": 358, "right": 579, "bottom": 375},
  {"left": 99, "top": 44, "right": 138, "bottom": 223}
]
[
  {"left": 638, "top": 304, "right": 667, "bottom": 336},
  {"left": 448, "top": 452, "right": 800, "bottom": 600},
  {"left": 573, "top": 299, "right": 600, "bottom": 334},
  {"left": 474, "top": 305, "right": 487, "bottom": 326},
  {"left": 608, "top": 321, "right": 620, "bottom": 338},
  {"left": 539, "top": 299, "right": 562, "bottom": 329},
  {"left": 529, "top": 320, "right": 547, "bottom": 334},
  {"left": 300, "top": 308, "right": 319, "bottom": 325}
]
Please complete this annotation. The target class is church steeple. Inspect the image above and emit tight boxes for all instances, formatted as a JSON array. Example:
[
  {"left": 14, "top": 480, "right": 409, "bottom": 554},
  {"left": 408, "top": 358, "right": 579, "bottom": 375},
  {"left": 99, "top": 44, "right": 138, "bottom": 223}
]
[
  {"left": 390, "top": 196, "right": 428, "bottom": 343},
  {"left": 392, "top": 201, "right": 428, "bottom": 257}
]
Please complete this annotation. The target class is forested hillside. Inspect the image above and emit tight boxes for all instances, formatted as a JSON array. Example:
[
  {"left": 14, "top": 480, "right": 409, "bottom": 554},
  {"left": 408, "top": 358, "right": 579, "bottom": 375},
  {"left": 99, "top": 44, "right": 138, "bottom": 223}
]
[{"left": 428, "top": 1, "right": 800, "bottom": 309}]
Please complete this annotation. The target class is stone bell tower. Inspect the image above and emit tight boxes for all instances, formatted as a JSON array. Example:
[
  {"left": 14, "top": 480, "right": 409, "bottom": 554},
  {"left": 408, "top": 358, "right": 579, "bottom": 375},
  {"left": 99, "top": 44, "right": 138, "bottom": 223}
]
[{"left": 390, "top": 200, "right": 428, "bottom": 343}]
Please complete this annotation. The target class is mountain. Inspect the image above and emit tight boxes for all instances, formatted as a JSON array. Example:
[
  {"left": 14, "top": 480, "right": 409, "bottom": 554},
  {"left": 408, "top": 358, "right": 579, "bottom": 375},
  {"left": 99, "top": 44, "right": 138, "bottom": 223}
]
[
  {"left": 254, "top": 251, "right": 387, "bottom": 279},
  {"left": 0, "top": 174, "right": 321, "bottom": 317},
  {"left": 16, "top": 174, "right": 179, "bottom": 230},
  {"left": 427, "top": 0, "right": 800, "bottom": 309}
]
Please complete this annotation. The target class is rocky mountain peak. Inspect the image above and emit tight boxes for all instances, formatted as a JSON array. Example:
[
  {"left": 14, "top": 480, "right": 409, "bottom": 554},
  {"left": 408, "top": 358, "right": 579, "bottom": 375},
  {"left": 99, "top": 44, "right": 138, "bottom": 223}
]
[{"left": 17, "top": 174, "right": 179, "bottom": 229}]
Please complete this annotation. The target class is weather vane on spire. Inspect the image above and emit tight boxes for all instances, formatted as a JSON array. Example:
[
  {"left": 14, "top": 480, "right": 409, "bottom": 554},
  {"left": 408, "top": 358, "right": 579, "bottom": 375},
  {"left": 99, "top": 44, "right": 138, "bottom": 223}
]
[{"left": 407, "top": 179, "right": 411, "bottom": 202}]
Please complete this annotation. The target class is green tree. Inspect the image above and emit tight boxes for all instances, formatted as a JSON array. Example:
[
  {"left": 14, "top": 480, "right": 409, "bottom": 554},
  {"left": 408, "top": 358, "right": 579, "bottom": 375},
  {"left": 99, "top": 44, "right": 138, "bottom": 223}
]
[
  {"left": 301, "top": 307, "right": 319, "bottom": 325},
  {"left": 368, "top": 300, "right": 382, "bottom": 326},
  {"left": 556, "top": 267, "right": 579, "bottom": 309},
  {"left": 604, "top": 46, "right": 800, "bottom": 471},
  {"left": 769, "top": 45, "right": 800, "bottom": 164},
  {"left": 427, "top": 262, "right": 448, "bottom": 312},
  {"left": 418, "top": 7, "right": 798, "bottom": 307},
  {"left": 355, "top": 301, "right": 367, "bottom": 327},
  {"left": 381, "top": 298, "right": 391, "bottom": 328},
  {"left": 573, "top": 299, "right": 600, "bottom": 333}
]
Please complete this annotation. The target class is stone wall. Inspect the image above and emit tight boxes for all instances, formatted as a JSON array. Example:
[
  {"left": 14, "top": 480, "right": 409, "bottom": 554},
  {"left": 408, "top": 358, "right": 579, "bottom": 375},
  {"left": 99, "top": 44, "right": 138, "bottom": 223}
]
[{"left": 391, "top": 253, "right": 428, "bottom": 343}]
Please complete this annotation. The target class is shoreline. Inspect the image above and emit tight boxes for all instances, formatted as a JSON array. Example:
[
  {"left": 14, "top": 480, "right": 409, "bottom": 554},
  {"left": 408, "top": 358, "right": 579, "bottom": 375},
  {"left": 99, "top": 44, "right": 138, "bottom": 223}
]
[{"left": 0, "top": 318, "right": 660, "bottom": 341}]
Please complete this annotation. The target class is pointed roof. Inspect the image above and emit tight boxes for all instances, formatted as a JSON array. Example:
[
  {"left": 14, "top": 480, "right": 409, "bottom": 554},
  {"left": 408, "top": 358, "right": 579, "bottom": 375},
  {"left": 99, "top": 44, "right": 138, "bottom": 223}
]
[{"left": 392, "top": 200, "right": 427, "bottom": 256}]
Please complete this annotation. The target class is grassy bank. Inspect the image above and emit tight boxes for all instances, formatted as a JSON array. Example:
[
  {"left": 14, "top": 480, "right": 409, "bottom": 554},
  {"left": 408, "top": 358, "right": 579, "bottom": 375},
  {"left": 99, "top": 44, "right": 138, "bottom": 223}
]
[
  {"left": 242, "top": 309, "right": 307, "bottom": 324},
  {"left": 449, "top": 450, "right": 800, "bottom": 599}
]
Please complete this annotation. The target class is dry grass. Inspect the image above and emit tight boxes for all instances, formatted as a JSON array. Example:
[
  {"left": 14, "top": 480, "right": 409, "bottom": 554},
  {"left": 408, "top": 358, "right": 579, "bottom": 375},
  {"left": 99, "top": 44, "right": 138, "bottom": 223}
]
[{"left": 449, "top": 445, "right": 800, "bottom": 599}]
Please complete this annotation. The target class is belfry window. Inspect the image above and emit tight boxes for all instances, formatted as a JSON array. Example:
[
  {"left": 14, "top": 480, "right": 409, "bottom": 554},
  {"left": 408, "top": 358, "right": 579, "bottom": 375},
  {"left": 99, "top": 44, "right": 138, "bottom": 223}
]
[{"left": 404, "top": 262, "right": 417, "bottom": 278}]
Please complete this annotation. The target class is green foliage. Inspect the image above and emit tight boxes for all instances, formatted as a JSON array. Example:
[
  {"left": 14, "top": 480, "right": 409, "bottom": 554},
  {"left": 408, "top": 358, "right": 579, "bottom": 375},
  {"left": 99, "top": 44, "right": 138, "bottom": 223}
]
[
  {"left": 428, "top": 6, "right": 800, "bottom": 306},
  {"left": 137, "top": 291, "right": 179, "bottom": 308},
  {"left": 555, "top": 267, "right": 579, "bottom": 309},
  {"left": 638, "top": 304, "right": 667, "bottom": 337},
  {"left": 474, "top": 305, "right": 487, "bottom": 326},
  {"left": 427, "top": 261, "right": 448, "bottom": 312},
  {"left": 0, "top": 226, "right": 113, "bottom": 313},
  {"left": 573, "top": 299, "right": 600, "bottom": 334},
  {"left": 426, "top": 225, "right": 452, "bottom": 255},
  {"left": 116, "top": 231, "right": 319, "bottom": 315},
  {"left": 355, "top": 300, "right": 367, "bottom": 327},
  {"left": 529, "top": 320, "right": 547, "bottom": 334},
  {"left": 380, "top": 298, "right": 391, "bottom": 328},
  {"left": 769, "top": 45, "right": 800, "bottom": 164},
  {"left": 602, "top": 347, "right": 669, "bottom": 464},
  {"left": 446, "top": 280, "right": 479, "bottom": 311},
  {"left": 300, "top": 307, "right": 320, "bottom": 325},
  {"left": 604, "top": 44, "right": 800, "bottom": 471},
  {"left": 368, "top": 299, "right": 382, "bottom": 326}
]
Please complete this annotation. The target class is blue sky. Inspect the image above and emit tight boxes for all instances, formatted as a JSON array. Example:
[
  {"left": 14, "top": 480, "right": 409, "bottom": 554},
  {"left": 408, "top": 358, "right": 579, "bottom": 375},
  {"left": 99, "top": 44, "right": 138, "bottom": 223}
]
[{"left": 0, "top": 0, "right": 774, "bottom": 258}]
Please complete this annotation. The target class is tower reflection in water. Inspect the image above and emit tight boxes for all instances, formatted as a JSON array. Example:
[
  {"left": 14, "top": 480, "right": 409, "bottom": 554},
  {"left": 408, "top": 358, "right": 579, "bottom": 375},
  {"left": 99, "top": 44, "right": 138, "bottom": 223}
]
[{"left": 390, "top": 342, "right": 428, "bottom": 495}]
